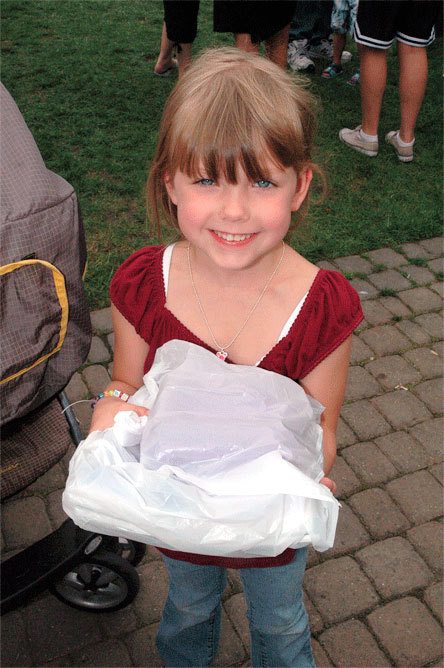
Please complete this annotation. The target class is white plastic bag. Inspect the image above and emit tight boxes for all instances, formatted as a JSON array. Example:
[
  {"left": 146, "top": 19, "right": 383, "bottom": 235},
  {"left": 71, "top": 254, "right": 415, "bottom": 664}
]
[{"left": 63, "top": 340, "right": 339, "bottom": 556}]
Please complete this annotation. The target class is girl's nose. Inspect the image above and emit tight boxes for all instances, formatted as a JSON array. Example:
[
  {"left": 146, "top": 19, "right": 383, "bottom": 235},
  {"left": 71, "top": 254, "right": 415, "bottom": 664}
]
[{"left": 219, "top": 186, "right": 249, "bottom": 222}]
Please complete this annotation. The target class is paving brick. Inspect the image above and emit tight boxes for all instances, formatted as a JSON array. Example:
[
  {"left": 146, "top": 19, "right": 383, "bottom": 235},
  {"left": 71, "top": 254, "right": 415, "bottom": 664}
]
[
  {"left": 336, "top": 416, "right": 357, "bottom": 449},
  {"left": 400, "top": 264, "right": 436, "bottom": 286},
  {"left": 409, "top": 417, "right": 444, "bottom": 463},
  {"left": 428, "top": 257, "right": 444, "bottom": 274},
  {"left": 224, "top": 592, "right": 249, "bottom": 647},
  {"left": 386, "top": 470, "right": 443, "bottom": 524},
  {"left": 2, "top": 496, "right": 52, "bottom": 550},
  {"left": 344, "top": 365, "right": 382, "bottom": 402},
  {"left": 87, "top": 335, "right": 111, "bottom": 364},
  {"left": 371, "top": 389, "right": 432, "bottom": 429},
  {"left": 341, "top": 401, "right": 391, "bottom": 440},
  {"left": 414, "top": 312, "right": 443, "bottom": 338},
  {"left": 90, "top": 307, "right": 113, "bottom": 334},
  {"left": 326, "top": 503, "right": 370, "bottom": 557},
  {"left": 349, "top": 278, "right": 379, "bottom": 300},
  {"left": 72, "top": 401, "right": 92, "bottom": 439},
  {"left": 356, "top": 537, "right": 433, "bottom": 599},
  {"left": 412, "top": 377, "right": 443, "bottom": 414},
  {"left": 23, "top": 594, "right": 103, "bottom": 664},
  {"left": 70, "top": 639, "right": 133, "bottom": 667},
  {"left": 424, "top": 582, "right": 443, "bottom": 624},
  {"left": 46, "top": 489, "right": 68, "bottom": 530},
  {"left": 407, "top": 522, "right": 443, "bottom": 575},
  {"left": 330, "top": 456, "right": 362, "bottom": 498},
  {"left": 342, "top": 442, "right": 398, "bottom": 485},
  {"left": 432, "top": 339, "right": 444, "bottom": 357},
  {"left": 304, "top": 557, "right": 379, "bottom": 624},
  {"left": 360, "top": 324, "right": 411, "bottom": 356},
  {"left": 311, "top": 638, "right": 333, "bottom": 667},
  {"left": 333, "top": 255, "right": 373, "bottom": 275},
  {"left": 304, "top": 592, "right": 324, "bottom": 633},
  {"left": 396, "top": 318, "right": 432, "bottom": 345},
  {"left": 430, "top": 281, "right": 444, "bottom": 298},
  {"left": 404, "top": 347, "right": 443, "bottom": 379},
  {"left": 374, "top": 431, "right": 432, "bottom": 473},
  {"left": 366, "top": 247, "right": 406, "bottom": 268},
  {"left": 98, "top": 604, "right": 139, "bottom": 638},
  {"left": 107, "top": 331, "right": 115, "bottom": 351},
  {"left": 26, "top": 461, "right": 66, "bottom": 496},
  {"left": 366, "top": 354, "right": 421, "bottom": 390},
  {"left": 429, "top": 463, "right": 443, "bottom": 485},
  {"left": 398, "top": 287, "right": 442, "bottom": 313},
  {"left": 319, "top": 619, "right": 390, "bottom": 668},
  {"left": 64, "top": 372, "right": 89, "bottom": 403},
  {"left": 316, "top": 260, "right": 338, "bottom": 271},
  {"left": 350, "top": 334, "right": 373, "bottom": 363},
  {"left": 367, "top": 597, "right": 443, "bottom": 666},
  {"left": 419, "top": 237, "right": 444, "bottom": 258},
  {"left": 367, "top": 269, "right": 412, "bottom": 291},
  {"left": 133, "top": 560, "right": 168, "bottom": 625},
  {"left": 379, "top": 295, "right": 412, "bottom": 317},
  {"left": 125, "top": 623, "right": 161, "bottom": 667},
  {"left": 1, "top": 609, "right": 32, "bottom": 667},
  {"left": 400, "top": 241, "right": 433, "bottom": 260},
  {"left": 361, "top": 299, "right": 395, "bottom": 326},
  {"left": 349, "top": 488, "right": 410, "bottom": 539},
  {"left": 213, "top": 609, "right": 248, "bottom": 667},
  {"left": 81, "top": 364, "right": 111, "bottom": 396}
]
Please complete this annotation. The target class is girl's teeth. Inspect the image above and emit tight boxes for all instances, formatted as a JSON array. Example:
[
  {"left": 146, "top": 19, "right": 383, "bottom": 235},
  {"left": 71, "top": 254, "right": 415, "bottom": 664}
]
[{"left": 215, "top": 232, "right": 252, "bottom": 241}]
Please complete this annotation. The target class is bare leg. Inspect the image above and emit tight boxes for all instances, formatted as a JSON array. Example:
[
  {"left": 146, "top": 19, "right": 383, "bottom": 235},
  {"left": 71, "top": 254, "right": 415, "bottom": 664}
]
[
  {"left": 154, "top": 22, "right": 176, "bottom": 74},
  {"left": 332, "top": 32, "right": 346, "bottom": 67},
  {"left": 235, "top": 33, "right": 260, "bottom": 55},
  {"left": 176, "top": 42, "right": 193, "bottom": 76},
  {"left": 264, "top": 24, "right": 291, "bottom": 68},
  {"left": 359, "top": 44, "right": 388, "bottom": 136},
  {"left": 397, "top": 42, "right": 428, "bottom": 143}
]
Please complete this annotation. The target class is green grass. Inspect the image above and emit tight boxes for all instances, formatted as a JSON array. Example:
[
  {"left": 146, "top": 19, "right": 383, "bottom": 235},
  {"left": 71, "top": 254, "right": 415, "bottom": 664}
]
[{"left": 2, "top": 0, "right": 442, "bottom": 308}]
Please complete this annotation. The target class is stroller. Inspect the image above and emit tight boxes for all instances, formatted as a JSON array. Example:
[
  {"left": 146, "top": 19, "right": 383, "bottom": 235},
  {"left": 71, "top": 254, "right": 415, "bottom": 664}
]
[{"left": 0, "top": 83, "right": 145, "bottom": 614}]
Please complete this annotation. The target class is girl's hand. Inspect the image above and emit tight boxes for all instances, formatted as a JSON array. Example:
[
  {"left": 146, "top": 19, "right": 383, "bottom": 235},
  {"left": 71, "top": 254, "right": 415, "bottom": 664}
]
[
  {"left": 89, "top": 397, "right": 149, "bottom": 433},
  {"left": 319, "top": 476, "right": 337, "bottom": 496}
]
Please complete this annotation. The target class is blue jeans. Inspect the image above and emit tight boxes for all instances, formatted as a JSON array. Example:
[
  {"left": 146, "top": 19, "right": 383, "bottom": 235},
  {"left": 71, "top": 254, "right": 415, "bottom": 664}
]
[{"left": 156, "top": 548, "right": 315, "bottom": 668}]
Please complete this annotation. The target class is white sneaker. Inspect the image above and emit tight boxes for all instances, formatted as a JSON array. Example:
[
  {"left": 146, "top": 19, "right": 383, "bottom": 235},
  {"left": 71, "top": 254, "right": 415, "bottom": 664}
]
[
  {"left": 341, "top": 50, "right": 352, "bottom": 63},
  {"left": 287, "top": 40, "right": 315, "bottom": 72},
  {"left": 305, "top": 39, "right": 332, "bottom": 60}
]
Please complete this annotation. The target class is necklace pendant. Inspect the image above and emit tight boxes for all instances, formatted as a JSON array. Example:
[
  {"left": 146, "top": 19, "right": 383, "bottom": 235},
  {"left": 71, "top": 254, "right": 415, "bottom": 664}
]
[{"left": 216, "top": 350, "right": 228, "bottom": 361}]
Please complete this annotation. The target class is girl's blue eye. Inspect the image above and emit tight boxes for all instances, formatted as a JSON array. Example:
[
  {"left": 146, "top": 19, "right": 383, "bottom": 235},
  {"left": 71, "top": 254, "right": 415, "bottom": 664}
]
[
  {"left": 197, "top": 178, "right": 215, "bottom": 186},
  {"left": 255, "top": 179, "right": 273, "bottom": 189}
]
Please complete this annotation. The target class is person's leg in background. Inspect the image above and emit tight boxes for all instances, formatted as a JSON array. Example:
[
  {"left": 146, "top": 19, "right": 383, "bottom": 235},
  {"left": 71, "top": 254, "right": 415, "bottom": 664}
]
[
  {"left": 161, "top": 0, "right": 200, "bottom": 77},
  {"left": 264, "top": 23, "right": 292, "bottom": 68},
  {"left": 397, "top": 42, "right": 428, "bottom": 144},
  {"left": 240, "top": 548, "right": 315, "bottom": 668},
  {"left": 359, "top": 44, "right": 388, "bottom": 136},
  {"left": 156, "top": 556, "right": 227, "bottom": 667},
  {"left": 154, "top": 22, "right": 177, "bottom": 76}
]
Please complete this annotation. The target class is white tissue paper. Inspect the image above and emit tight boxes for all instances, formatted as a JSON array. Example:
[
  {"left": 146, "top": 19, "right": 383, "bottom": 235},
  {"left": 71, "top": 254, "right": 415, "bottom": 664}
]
[{"left": 63, "top": 340, "right": 339, "bottom": 557}]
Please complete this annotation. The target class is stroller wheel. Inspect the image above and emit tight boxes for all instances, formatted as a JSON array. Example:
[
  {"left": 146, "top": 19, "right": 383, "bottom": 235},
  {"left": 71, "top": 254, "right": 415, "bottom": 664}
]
[
  {"left": 114, "top": 538, "right": 146, "bottom": 566},
  {"left": 49, "top": 549, "right": 139, "bottom": 612}
]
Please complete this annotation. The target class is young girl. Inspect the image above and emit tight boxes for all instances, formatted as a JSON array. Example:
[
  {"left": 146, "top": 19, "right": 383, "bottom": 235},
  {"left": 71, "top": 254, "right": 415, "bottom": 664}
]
[{"left": 91, "top": 47, "right": 363, "bottom": 668}]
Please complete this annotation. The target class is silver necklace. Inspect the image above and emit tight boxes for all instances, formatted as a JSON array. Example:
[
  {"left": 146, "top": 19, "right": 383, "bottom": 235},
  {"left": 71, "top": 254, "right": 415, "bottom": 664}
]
[{"left": 187, "top": 241, "right": 285, "bottom": 361}]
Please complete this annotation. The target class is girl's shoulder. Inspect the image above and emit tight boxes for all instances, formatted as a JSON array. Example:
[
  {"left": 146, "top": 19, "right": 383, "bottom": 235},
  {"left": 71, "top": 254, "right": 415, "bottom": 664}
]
[{"left": 110, "top": 245, "right": 166, "bottom": 315}]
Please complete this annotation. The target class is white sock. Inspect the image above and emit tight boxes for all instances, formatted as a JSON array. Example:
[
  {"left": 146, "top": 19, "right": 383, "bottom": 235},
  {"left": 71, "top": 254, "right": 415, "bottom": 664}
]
[
  {"left": 396, "top": 131, "right": 415, "bottom": 147},
  {"left": 359, "top": 129, "right": 378, "bottom": 142}
]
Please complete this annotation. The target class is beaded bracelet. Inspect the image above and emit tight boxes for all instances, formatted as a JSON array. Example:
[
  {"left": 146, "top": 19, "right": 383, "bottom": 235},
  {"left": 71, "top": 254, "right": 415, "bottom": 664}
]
[{"left": 91, "top": 389, "right": 130, "bottom": 409}]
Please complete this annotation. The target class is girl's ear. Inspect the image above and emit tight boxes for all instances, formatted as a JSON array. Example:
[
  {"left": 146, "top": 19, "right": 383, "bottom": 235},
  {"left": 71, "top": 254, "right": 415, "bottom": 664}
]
[
  {"left": 164, "top": 172, "right": 178, "bottom": 205},
  {"left": 290, "top": 168, "right": 313, "bottom": 212}
]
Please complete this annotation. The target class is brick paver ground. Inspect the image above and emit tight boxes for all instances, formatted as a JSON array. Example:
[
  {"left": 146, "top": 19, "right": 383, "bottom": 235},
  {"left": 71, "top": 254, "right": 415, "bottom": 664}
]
[{"left": 2, "top": 237, "right": 443, "bottom": 667}]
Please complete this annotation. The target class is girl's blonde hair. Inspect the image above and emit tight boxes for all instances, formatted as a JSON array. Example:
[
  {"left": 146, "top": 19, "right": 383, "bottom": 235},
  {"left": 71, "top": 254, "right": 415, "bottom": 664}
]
[{"left": 147, "top": 46, "right": 321, "bottom": 236}]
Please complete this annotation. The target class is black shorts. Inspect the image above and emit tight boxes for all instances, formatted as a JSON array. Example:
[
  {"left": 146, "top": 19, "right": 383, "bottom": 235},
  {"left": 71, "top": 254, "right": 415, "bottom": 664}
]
[
  {"left": 214, "top": 1, "right": 296, "bottom": 43},
  {"left": 354, "top": 0, "right": 440, "bottom": 49},
  {"left": 164, "top": 1, "right": 200, "bottom": 44}
]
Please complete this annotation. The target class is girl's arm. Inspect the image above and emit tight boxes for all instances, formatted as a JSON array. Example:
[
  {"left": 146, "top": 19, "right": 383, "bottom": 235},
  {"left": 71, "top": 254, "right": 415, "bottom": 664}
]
[
  {"left": 89, "top": 304, "right": 150, "bottom": 433},
  {"left": 299, "top": 335, "right": 353, "bottom": 493}
]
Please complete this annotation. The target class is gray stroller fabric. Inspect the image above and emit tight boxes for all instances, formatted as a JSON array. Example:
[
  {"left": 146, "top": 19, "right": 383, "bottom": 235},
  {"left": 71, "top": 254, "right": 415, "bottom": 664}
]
[{"left": 0, "top": 82, "right": 91, "bottom": 427}]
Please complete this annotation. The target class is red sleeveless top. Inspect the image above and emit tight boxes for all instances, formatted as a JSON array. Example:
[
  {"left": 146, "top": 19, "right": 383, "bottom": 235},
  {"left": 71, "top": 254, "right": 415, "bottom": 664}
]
[{"left": 110, "top": 245, "right": 363, "bottom": 568}]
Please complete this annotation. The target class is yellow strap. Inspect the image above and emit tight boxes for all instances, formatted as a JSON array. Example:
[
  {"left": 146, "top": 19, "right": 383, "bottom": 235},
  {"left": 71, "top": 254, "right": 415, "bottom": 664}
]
[{"left": 0, "top": 259, "right": 69, "bottom": 384}]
